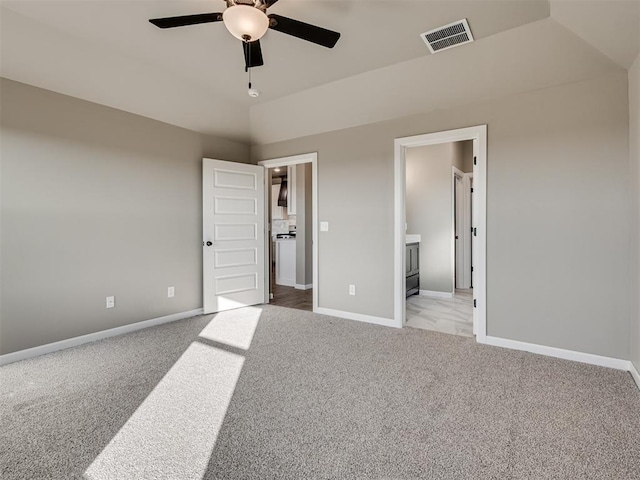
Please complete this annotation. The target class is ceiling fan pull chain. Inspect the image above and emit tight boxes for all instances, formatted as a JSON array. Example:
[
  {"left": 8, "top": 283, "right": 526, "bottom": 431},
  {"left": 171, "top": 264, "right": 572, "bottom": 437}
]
[
  {"left": 243, "top": 36, "right": 250, "bottom": 73},
  {"left": 246, "top": 38, "right": 252, "bottom": 88}
]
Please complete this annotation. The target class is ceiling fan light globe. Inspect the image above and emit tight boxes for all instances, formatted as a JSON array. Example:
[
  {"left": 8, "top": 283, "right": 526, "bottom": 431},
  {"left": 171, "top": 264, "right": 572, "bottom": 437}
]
[{"left": 223, "top": 5, "right": 269, "bottom": 41}]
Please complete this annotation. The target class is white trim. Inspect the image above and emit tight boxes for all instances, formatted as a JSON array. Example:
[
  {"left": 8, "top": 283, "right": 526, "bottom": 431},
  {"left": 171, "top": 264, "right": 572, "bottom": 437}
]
[
  {"left": 481, "top": 336, "right": 631, "bottom": 371},
  {"left": 0, "top": 309, "right": 204, "bottom": 366},
  {"left": 315, "top": 307, "right": 397, "bottom": 329},
  {"left": 259, "top": 153, "right": 317, "bottom": 169},
  {"left": 452, "top": 166, "right": 465, "bottom": 177},
  {"left": 259, "top": 153, "right": 318, "bottom": 314},
  {"left": 419, "top": 290, "right": 453, "bottom": 299},
  {"left": 395, "top": 125, "right": 487, "bottom": 341},
  {"left": 630, "top": 362, "right": 640, "bottom": 390},
  {"left": 295, "top": 284, "right": 313, "bottom": 290}
]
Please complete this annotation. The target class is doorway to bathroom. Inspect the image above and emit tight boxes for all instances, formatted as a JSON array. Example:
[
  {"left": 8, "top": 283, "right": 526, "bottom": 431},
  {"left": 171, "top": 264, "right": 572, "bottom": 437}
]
[
  {"left": 404, "top": 141, "right": 474, "bottom": 336},
  {"left": 394, "top": 126, "right": 487, "bottom": 341}
]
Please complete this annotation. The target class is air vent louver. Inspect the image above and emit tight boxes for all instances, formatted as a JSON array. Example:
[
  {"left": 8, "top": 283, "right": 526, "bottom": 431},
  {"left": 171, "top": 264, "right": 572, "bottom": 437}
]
[{"left": 421, "top": 19, "right": 474, "bottom": 54}]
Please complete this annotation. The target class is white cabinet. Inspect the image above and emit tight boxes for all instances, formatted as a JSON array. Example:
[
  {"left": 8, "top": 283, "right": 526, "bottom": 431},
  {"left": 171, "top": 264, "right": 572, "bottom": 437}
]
[
  {"left": 275, "top": 239, "right": 296, "bottom": 287},
  {"left": 287, "top": 165, "right": 296, "bottom": 216}
]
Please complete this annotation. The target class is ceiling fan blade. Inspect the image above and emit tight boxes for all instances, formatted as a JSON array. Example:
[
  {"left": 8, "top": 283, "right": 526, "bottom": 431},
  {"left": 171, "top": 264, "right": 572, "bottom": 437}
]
[
  {"left": 263, "top": 0, "right": 279, "bottom": 7},
  {"left": 243, "top": 40, "right": 264, "bottom": 69},
  {"left": 267, "top": 14, "right": 340, "bottom": 48},
  {"left": 149, "top": 13, "right": 223, "bottom": 29}
]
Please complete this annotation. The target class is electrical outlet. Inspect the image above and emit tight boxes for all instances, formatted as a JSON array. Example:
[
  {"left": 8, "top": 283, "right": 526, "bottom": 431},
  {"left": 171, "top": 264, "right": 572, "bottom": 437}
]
[
  {"left": 320, "top": 221, "right": 329, "bottom": 232},
  {"left": 168, "top": 286, "right": 175, "bottom": 298},
  {"left": 349, "top": 284, "right": 356, "bottom": 296},
  {"left": 106, "top": 296, "right": 115, "bottom": 308}
]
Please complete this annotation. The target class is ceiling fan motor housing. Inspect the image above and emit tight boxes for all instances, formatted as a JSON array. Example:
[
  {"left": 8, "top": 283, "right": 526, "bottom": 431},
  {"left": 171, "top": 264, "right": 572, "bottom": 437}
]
[{"left": 226, "top": 0, "right": 269, "bottom": 12}]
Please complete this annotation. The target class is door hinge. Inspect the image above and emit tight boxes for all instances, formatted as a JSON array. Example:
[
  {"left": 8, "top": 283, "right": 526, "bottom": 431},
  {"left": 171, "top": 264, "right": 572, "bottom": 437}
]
[
  {"left": 473, "top": 227, "right": 477, "bottom": 236},
  {"left": 471, "top": 266, "right": 474, "bottom": 272},
  {"left": 473, "top": 156, "right": 477, "bottom": 165},
  {"left": 474, "top": 299, "right": 477, "bottom": 308},
  {"left": 471, "top": 187, "right": 474, "bottom": 193}
]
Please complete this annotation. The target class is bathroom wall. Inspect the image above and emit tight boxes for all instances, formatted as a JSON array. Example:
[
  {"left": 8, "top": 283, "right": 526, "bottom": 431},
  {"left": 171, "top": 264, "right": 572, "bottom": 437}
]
[{"left": 406, "top": 142, "right": 458, "bottom": 293}]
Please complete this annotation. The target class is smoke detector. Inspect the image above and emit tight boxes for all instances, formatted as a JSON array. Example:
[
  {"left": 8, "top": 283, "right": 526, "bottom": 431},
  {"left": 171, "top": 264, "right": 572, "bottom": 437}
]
[{"left": 420, "top": 19, "right": 474, "bottom": 54}]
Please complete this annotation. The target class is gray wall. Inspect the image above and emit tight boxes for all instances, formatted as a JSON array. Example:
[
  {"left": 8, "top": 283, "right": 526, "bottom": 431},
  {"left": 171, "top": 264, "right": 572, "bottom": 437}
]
[
  {"left": 252, "top": 71, "right": 631, "bottom": 359},
  {"left": 295, "top": 163, "right": 312, "bottom": 287},
  {"left": 630, "top": 54, "right": 640, "bottom": 373},
  {"left": 406, "top": 143, "right": 454, "bottom": 293},
  {"left": 456, "top": 141, "right": 474, "bottom": 174},
  {"left": 0, "top": 79, "right": 250, "bottom": 355}
]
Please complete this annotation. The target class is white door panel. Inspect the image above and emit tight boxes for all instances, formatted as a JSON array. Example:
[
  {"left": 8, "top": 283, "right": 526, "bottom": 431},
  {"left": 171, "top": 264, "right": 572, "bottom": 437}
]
[
  {"left": 472, "top": 140, "right": 478, "bottom": 335},
  {"left": 203, "top": 159, "right": 265, "bottom": 314},
  {"left": 455, "top": 175, "right": 464, "bottom": 289}
]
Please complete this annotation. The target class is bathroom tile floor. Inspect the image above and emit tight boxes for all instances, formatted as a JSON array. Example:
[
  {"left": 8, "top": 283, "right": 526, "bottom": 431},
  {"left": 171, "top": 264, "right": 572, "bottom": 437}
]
[{"left": 406, "top": 289, "right": 473, "bottom": 337}]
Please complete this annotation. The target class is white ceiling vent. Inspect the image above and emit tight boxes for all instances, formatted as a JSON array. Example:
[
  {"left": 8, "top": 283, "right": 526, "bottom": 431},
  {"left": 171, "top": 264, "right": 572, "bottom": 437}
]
[{"left": 420, "top": 19, "right": 474, "bottom": 54}]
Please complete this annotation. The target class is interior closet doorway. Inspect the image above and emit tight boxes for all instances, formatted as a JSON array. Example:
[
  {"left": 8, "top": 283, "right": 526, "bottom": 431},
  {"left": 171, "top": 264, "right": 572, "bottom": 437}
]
[{"left": 259, "top": 153, "right": 318, "bottom": 313}]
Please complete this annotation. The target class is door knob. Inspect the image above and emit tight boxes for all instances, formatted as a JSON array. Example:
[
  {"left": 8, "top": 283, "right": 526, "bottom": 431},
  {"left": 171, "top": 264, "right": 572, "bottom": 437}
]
[{"left": 205, "top": 241, "right": 212, "bottom": 247}]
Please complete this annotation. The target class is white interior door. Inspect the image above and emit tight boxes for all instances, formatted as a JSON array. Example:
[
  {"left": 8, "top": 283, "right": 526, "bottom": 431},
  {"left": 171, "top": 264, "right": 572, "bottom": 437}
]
[
  {"left": 455, "top": 175, "right": 464, "bottom": 289},
  {"left": 203, "top": 159, "right": 265, "bottom": 314},
  {"left": 471, "top": 140, "right": 478, "bottom": 335},
  {"left": 462, "top": 174, "right": 473, "bottom": 289}
]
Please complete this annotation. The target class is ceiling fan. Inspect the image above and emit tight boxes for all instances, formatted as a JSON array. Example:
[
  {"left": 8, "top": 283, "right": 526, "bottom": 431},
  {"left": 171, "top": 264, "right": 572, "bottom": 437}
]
[{"left": 149, "top": 0, "right": 341, "bottom": 71}]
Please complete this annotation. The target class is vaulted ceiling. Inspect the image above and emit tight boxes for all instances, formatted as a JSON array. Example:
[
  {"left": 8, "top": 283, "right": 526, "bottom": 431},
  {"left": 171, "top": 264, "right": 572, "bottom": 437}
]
[{"left": 1, "top": 1, "right": 638, "bottom": 144}]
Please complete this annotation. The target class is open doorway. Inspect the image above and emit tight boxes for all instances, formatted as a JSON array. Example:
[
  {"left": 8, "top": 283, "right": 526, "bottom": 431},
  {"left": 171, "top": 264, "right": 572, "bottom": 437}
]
[
  {"left": 259, "top": 153, "right": 318, "bottom": 313},
  {"left": 404, "top": 141, "right": 474, "bottom": 337},
  {"left": 394, "top": 125, "right": 487, "bottom": 341}
]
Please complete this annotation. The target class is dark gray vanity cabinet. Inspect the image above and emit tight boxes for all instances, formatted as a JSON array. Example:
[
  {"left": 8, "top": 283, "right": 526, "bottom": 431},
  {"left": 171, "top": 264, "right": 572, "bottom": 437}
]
[{"left": 406, "top": 242, "right": 420, "bottom": 297}]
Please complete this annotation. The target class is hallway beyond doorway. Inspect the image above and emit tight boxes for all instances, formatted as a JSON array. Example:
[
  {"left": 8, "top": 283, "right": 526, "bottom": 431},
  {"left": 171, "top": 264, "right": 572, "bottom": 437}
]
[{"left": 270, "top": 283, "right": 313, "bottom": 312}]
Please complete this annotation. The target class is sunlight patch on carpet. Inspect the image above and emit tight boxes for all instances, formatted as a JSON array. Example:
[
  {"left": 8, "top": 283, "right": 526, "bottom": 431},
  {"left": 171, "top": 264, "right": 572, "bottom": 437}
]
[
  {"left": 84, "top": 342, "right": 244, "bottom": 480},
  {"left": 199, "top": 306, "right": 262, "bottom": 350}
]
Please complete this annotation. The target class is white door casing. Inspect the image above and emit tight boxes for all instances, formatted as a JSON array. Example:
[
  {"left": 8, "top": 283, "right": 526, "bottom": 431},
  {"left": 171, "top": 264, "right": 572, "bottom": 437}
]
[{"left": 203, "top": 159, "right": 265, "bottom": 314}]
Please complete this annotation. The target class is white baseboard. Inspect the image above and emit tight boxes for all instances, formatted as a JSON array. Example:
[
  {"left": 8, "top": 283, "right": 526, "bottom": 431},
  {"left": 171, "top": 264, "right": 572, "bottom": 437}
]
[
  {"left": 295, "top": 284, "right": 313, "bottom": 290},
  {"left": 315, "top": 307, "right": 398, "bottom": 329},
  {"left": 419, "top": 290, "right": 453, "bottom": 299},
  {"left": 630, "top": 362, "right": 640, "bottom": 391},
  {"left": 481, "top": 335, "right": 630, "bottom": 371},
  {"left": 0, "top": 308, "right": 204, "bottom": 366}
]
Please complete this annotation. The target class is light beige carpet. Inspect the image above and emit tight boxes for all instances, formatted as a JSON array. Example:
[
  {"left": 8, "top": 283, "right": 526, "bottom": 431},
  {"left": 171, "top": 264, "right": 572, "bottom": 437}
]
[{"left": 1, "top": 305, "right": 639, "bottom": 479}]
